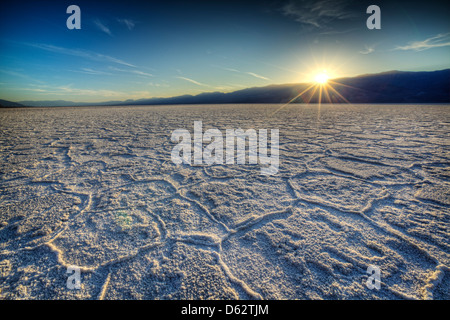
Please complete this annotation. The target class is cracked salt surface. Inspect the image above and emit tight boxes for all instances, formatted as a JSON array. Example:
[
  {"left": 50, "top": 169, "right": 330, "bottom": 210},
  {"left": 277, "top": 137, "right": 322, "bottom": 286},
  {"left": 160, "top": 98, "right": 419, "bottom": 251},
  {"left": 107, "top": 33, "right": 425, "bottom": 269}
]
[{"left": 0, "top": 104, "right": 449, "bottom": 299}]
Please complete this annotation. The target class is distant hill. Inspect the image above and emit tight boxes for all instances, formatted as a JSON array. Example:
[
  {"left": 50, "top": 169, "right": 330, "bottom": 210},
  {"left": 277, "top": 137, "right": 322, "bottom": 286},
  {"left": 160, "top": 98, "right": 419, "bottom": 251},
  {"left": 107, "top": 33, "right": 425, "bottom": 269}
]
[
  {"left": 331, "top": 69, "right": 450, "bottom": 103},
  {"left": 3, "top": 69, "right": 450, "bottom": 107},
  {"left": 0, "top": 99, "right": 25, "bottom": 107},
  {"left": 17, "top": 100, "right": 87, "bottom": 107},
  {"left": 128, "top": 69, "right": 450, "bottom": 105}
]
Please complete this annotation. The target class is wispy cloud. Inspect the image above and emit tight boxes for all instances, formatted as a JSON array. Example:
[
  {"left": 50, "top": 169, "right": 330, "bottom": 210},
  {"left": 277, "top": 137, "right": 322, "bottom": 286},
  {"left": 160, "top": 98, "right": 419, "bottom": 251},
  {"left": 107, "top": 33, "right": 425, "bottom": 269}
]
[
  {"left": 0, "top": 68, "right": 45, "bottom": 83},
  {"left": 176, "top": 76, "right": 208, "bottom": 86},
  {"left": 28, "top": 43, "right": 136, "bottom": 67},
  {"left": 281, "top": 0, "right": 355, "bottom": 28},
  {"left": 17, "top": 84, "right": 124, "bottom": 98},
  {"left": 73, "top": 68, "right": 113, "bottom": 75},
  {"left": 18, "top": 87, "right": 48, "bottom": 93},
  {"left": 50, "top": 85, "right": 124, "bottom": 97},
  {"left": 246, "top": 72, "right": 270, "bottom": 81},
  {"left": 220, "top": 67, "right": 240, "bottom": 73},
  {"left": 94, "top": 19, "right": 112, "bottom": 36},
  {"left": 393, "top": 33, "right": 450, "bottom": 51},
  {"left": 118, "top": 18, "right": 136, "bottom": 30},
  {"left": 108, "top": 66, "right": 153, "bottom": 77},
  {"left": 0, "top": 68, "right": 32, "bottom": 79},
  {"left": 359, "top": 45, "right": 375, "bottom": 55},
  {"left": 217, "top": 66, "right": 270, "bottom": 81},
  {"left": 147, "top": 81, "right": 170, "bottom": 88},
  {"left": 132, "top": 70, "right": 154, "bottom": 77},
  {"left": 319, "top": 27, "right": 357, "bottom": 35}
]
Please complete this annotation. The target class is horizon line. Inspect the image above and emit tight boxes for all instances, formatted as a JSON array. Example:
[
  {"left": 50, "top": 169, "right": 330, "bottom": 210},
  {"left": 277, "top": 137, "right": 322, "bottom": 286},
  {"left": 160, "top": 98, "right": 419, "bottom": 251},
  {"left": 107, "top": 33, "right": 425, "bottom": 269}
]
[{"left": 2, "top": 67, "right": 450, "bottom": 106}]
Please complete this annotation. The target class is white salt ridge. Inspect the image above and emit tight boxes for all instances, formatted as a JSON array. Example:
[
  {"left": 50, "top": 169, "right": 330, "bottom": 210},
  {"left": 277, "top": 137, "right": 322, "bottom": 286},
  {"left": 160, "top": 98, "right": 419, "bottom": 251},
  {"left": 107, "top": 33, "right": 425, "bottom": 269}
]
[{"left": 0, "top": 104, "right": 449, "bottom": 300}]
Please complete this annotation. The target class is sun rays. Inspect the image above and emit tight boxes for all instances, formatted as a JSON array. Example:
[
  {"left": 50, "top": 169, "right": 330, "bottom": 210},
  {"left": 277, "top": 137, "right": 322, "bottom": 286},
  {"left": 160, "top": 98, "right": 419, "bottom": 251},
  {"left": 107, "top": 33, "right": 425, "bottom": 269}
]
[{"left": 270, "top": 68, "right": 355, "bottom": 117}]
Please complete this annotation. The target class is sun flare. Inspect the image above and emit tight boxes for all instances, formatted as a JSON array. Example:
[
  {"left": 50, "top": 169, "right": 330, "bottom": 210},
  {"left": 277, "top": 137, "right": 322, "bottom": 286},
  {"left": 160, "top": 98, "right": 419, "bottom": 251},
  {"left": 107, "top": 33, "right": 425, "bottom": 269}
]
[
  {"left": 270, "top": 64, "right": 351, "bottom": 116},
  {"left": 314, "top": 72, "right": 329, "bottom": 84}
]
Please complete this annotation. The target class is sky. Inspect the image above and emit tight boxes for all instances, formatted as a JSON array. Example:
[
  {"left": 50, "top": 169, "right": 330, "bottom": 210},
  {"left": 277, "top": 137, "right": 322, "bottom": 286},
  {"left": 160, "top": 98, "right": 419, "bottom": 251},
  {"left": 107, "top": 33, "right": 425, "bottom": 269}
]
[{"left": 0, "top": 0, "right": 449, "bottom": 103}]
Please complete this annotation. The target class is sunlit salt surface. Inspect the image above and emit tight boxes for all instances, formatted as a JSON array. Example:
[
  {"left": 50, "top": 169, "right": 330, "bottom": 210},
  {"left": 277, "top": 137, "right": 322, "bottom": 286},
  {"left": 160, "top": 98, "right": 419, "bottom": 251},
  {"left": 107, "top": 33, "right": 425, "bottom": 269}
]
[{"left": 0, "top": 104, "right": 449, "bottom": 299}]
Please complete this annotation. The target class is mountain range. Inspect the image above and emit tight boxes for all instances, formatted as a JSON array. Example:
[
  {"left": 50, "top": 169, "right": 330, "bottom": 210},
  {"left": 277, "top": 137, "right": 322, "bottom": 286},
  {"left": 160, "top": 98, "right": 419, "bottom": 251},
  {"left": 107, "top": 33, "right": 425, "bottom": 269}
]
[{"left": 1, "top": 69, "right": 449, "bottom": 107}]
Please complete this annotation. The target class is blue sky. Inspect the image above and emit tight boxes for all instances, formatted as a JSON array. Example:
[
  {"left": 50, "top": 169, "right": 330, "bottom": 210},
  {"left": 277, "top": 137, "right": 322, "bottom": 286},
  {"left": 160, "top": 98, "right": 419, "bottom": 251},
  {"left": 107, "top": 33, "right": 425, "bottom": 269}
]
[{"left": 0, "top": 0, "right": 449, "bottom": 102}]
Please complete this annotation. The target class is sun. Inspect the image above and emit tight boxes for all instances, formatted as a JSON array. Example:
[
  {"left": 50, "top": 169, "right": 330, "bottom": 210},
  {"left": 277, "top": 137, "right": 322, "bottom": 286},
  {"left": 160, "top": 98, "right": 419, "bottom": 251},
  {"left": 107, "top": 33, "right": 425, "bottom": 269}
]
[
  {"left": 270, "top": 64, "right": 352, "bottom": 116},
  {"left": 314, "top": 71, "right": 329, "bottom": 84}
]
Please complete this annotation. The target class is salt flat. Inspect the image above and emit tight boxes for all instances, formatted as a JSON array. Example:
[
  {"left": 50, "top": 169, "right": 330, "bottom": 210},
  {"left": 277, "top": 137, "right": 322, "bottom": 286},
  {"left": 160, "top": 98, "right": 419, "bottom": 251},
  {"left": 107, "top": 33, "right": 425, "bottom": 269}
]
[{"left": 0, "top": 104, "right": 449, "bottom": 300}]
